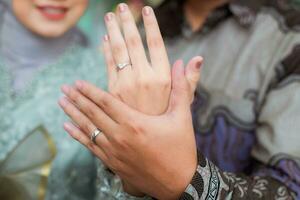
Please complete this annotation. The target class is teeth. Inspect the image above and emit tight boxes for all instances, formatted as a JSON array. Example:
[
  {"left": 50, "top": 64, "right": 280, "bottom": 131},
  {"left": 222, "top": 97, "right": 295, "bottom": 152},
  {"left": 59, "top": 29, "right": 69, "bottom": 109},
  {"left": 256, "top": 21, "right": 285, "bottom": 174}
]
[{"left": 43, "top": 8, "right": 65, "bottom": 14}]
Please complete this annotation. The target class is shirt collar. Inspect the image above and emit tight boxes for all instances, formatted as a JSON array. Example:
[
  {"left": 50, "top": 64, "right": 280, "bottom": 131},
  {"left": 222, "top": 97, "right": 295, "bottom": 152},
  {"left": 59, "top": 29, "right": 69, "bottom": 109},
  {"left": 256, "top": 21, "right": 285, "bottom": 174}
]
[
  {"left": 205, "top": 1, "right": 260, "bottom": 29},
  {"left": 229, "top": 0, "right": 263, "bottom": 27}
]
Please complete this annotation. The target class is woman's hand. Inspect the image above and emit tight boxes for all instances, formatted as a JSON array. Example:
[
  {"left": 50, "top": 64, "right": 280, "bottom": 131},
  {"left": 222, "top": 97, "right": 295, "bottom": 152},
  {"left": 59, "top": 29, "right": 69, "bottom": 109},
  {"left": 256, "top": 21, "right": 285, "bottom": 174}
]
[
  {"left": 103, "top": 3, "right": 203, "bottom": 115},
  {"left": 59, "top": 61, "right": 198, "bottom": 200}
]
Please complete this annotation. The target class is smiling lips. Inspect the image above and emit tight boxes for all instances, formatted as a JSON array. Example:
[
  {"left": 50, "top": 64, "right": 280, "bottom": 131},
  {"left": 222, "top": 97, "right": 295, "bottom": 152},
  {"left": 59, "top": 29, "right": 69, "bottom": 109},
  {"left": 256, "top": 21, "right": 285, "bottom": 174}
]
[{"left": 37, "top": 6, "right": 68, "bottom": 21}]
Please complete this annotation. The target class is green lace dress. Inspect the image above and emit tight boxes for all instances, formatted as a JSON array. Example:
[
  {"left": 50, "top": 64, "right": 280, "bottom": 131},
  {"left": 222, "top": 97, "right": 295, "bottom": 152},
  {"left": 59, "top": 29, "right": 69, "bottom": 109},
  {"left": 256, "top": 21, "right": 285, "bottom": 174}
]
[{"left": 0, "top": 47, "right": 107, "bottom": 200}]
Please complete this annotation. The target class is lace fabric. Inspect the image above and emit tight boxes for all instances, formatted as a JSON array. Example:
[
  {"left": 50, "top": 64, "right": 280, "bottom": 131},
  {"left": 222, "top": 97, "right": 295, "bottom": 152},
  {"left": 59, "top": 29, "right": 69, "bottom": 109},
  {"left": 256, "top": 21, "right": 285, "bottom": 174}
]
[
  {"left": 0, "top": 46, "right": 107, "bottom": 200},
  {"left": 95, "top": 160, "right": 152, "bottom": 200}
]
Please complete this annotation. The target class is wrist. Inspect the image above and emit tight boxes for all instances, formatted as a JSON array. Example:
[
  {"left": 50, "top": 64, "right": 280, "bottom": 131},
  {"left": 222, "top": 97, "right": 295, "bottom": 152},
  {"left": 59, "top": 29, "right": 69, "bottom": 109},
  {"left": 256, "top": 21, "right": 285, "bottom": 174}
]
[
  {"left": 158, "top": 157, "right": 198, "bottom": 200},
  {"left": 122, "top": 181, "right": 145, "bottom": 197}
]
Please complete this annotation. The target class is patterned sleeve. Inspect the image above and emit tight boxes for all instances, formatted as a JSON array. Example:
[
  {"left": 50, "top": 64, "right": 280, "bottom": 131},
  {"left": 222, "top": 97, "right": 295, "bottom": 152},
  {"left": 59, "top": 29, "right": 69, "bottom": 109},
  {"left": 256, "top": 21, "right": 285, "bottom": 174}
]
[
  {"left": 180, "top": 152, "right": 296, "bottom": 200},
  {"left": 180, "top": 44, "right": 300, "bottom": 200}
]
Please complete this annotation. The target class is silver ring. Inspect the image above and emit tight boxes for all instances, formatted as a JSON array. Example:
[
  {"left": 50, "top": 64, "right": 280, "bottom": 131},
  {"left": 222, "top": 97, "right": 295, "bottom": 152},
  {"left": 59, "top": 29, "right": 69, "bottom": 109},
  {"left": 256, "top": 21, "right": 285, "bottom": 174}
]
[
  {"left": 91, "top": 128, "right": 102, "bottom": 144},
  {"left": 116, "top": 62, "right": 131, "bottom": 70}
]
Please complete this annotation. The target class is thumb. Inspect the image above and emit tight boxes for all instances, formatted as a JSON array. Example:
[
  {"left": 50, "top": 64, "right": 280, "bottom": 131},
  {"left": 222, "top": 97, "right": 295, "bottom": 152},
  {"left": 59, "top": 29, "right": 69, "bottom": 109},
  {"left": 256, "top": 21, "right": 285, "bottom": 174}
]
[
  {"left": 185, "top": 56, "right": 203, "bottom": 102},
  {"left": 167, "top": 60, "right": 191, "bottom": 113}
]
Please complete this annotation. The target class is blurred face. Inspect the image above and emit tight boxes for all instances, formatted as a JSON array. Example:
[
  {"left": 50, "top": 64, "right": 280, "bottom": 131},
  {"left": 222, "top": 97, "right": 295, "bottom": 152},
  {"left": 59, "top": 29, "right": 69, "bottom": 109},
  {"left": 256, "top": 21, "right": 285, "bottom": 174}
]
[{"left": 12, "top": 0, "right": 88, "bottom": 38}]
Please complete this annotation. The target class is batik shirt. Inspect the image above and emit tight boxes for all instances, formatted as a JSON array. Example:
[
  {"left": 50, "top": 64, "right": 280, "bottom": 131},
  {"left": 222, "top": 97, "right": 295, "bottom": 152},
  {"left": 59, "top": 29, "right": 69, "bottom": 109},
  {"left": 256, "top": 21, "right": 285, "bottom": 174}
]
[
  {"left": 95, "top": 0, "right": 300, "bottom": 199},
  {"left": 159, "top": 0, "right": 300, "bottom": 199}
]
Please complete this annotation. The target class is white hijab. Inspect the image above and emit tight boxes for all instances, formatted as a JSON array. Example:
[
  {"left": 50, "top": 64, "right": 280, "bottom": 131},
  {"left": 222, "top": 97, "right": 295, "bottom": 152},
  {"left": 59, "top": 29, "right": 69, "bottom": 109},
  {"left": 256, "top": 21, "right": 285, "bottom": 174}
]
[{"left": 0, "top": 0, "right": 87, "bottom": 93}]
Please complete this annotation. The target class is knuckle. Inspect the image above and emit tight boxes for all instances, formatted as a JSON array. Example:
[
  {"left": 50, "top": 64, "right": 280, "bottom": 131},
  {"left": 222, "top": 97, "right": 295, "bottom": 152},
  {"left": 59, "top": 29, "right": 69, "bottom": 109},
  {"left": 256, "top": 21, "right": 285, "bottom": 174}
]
[
  {"left": 82, "top": 122, "right": 92, "bottom": 134},
  {"left": 97, "top": 93, "right": 110, "bottom": 108},
  {"left": 86, "top": 140, "right": 96, "bottom": 151},
  {"left": 69, "top": 89, "right": 78, "bottom": 101},
  {"left": 109, "top": 86, "right": 119, "bottom": 96},
  {"left": 85, "top": 105, "right": 97, "bottom": 118},
  {"left": 112, "top": 44, "right": 126, "bottom": 57},
  {"left": 126, "top": 120, "right": 144, "bottom": 135},
  {"left": 113, "top": 91, "right": 123, "bottom": 100},
  {"left": 107, "top": 57, "right": 115, "bottom": 67},
  {"left": 71, "top": 132, "right": 80, "bottom": 141},
  {"left": 119, "top": 82, "right": 134, "bottom": 94},
  {"left": 99, "top": 99, "right": 109, "bottom": 109},
  {"left": 127, "top": 36, "right": 140, "bottom": 48},
  {"left": 159, "top": 77, "right": 171, "bottom": 89},
  {"left": 142, "top": 82, "right": 151, "bottom": 91},
  {"left": 73, "top": 110, "right": 82, "bottom": 120},
  {"left": 63, "top": 102, "right": 72, "bottom": 113},
  {"left": 148, "top": 37, "right": 163, "bottom": 49},
  {"left": 137, "top": 76, "right": 151, "bottom": 89},
  {"left": 113, "top": 135, "right": 128, "bottom": 149}
]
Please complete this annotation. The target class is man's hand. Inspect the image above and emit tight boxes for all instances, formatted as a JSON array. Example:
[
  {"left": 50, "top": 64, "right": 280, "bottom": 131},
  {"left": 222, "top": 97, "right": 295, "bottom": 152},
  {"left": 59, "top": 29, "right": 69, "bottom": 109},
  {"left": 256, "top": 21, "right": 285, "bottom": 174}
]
[{"left": 59, "top": 61, "right": 199, "bottom": 200}]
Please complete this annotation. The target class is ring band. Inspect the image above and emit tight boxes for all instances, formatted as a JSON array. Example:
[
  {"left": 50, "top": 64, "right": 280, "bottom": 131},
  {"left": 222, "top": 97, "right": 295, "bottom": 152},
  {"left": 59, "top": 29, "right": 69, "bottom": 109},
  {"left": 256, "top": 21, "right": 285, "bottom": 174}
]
[
  {"left": 91, "top": 128, "right": 102, "bottom": 144},
  {"left": 116, "top": 62, "right": 131, "bottom": 70}
]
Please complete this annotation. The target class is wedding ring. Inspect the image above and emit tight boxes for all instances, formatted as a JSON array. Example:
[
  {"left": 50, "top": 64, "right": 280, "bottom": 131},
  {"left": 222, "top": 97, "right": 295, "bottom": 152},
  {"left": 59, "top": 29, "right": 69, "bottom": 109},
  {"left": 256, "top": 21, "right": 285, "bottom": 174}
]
[
  {"left": 116, "top": 62, "right": 131, "bottom": 70},
  {"left": 91, "top": 128, "right": 102, "bottom": 144}
]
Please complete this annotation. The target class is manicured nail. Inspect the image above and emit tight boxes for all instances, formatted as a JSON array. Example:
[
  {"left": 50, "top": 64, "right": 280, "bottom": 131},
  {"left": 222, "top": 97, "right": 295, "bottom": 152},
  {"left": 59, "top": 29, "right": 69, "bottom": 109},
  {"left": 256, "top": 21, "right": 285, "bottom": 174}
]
[
  {"left": 105, "top": 12, "right": 113, "bottom": 22},
  {"left": 143, "top": 6, "right": 152, "bottom": 16},
  {"left": 58, "top": 98, "right": 68, "bottom": 107},
  {"left": 194, "top": 56, "right": 203, "bottom": 70},
  {"left": 195, "top": 61, "right": 202, "bottom": 70},
  {"left": 61, "top": 85, "right": 70, "bottom": 94},
  {"left": 119, "top": 3, "right": 127, "bottom": 12},
  {"left": 103, "top": 34, "right": 109, "bottom": 42},
  {"left": 75, "top": 80, "right": 83, "bottom": 90}
]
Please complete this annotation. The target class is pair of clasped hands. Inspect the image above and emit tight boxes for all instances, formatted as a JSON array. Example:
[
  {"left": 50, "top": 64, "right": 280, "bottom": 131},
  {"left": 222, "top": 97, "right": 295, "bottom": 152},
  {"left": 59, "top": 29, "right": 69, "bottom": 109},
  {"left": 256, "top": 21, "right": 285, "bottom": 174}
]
[{"left": 59, "top": 3, "right": 203, "bottom": 200}]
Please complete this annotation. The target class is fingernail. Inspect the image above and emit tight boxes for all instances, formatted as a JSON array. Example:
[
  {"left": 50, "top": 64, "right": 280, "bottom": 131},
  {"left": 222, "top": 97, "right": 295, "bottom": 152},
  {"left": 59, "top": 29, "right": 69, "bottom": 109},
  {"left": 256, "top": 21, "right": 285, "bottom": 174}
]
[
  {"left": 64, "top": 122, "right": 74, "bottom": 132},
  {"left": 75, "top": 80, "right": 83, "bottom": 90},
  {"left": 103, "top": 34, "right": 109, "bottom": 42},
  {"left": 195, "top": 61, "right": 202, "bottom": 70},
  {"left": 61, "top": 85, "right": 70, "bottom": 94},
  {"left": 194, "top": 57, "right": 203, "bottom": 70},
  {"left": 105, "top": 12, "right": 113, "bottom": 22},
  {"left": 58, "top": 98, "right": 68, "bottom": 107},
  {"left": 143, "top": 6, "right": 152, "bottom": 16},
  {"left": 119, "top": 3, "right": 127, "bottom": 12}
]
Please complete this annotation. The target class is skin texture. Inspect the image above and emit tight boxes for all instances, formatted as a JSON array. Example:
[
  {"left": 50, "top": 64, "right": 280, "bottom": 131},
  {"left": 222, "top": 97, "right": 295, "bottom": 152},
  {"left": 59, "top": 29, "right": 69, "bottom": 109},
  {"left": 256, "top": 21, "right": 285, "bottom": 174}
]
[
  {"left": 103, "top": 4, "right": 171, "bottom": 115},
  {"left": 59, "top": 62, "right": 199, "bottom": 200},
  {"left": 12, "top": 0, "right": 88, "bottom": 38},
  {"left": 103, "top": 4, "right": 202, "bottom": 115},
  {"left": 101, "top": 4, "right": 202, "bottom": 195},
  {"left": 59, "top": 3, "right": 203, "bottom": 199}
]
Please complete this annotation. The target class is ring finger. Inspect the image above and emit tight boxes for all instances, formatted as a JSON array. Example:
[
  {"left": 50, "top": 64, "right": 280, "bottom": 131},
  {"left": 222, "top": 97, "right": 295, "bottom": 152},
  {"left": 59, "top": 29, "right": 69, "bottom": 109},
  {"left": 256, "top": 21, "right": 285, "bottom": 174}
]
[
  {"left": 61, "top": 84, "right": 118, "bottom": 138},
  {"left": 63, "top": 122, "right": 110, "bottom": 162},
  {"left": 59, "top": 97, "right": 113, "bottom": 151},
  {"left": 59, "top": 97, "right": 98, "bottom": 136},
  {"left": 60, "top": 99, "right": 119, "bottom": 170},
  {"left": 105, "top": 12, "right": 132, "bottom": 75}
]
